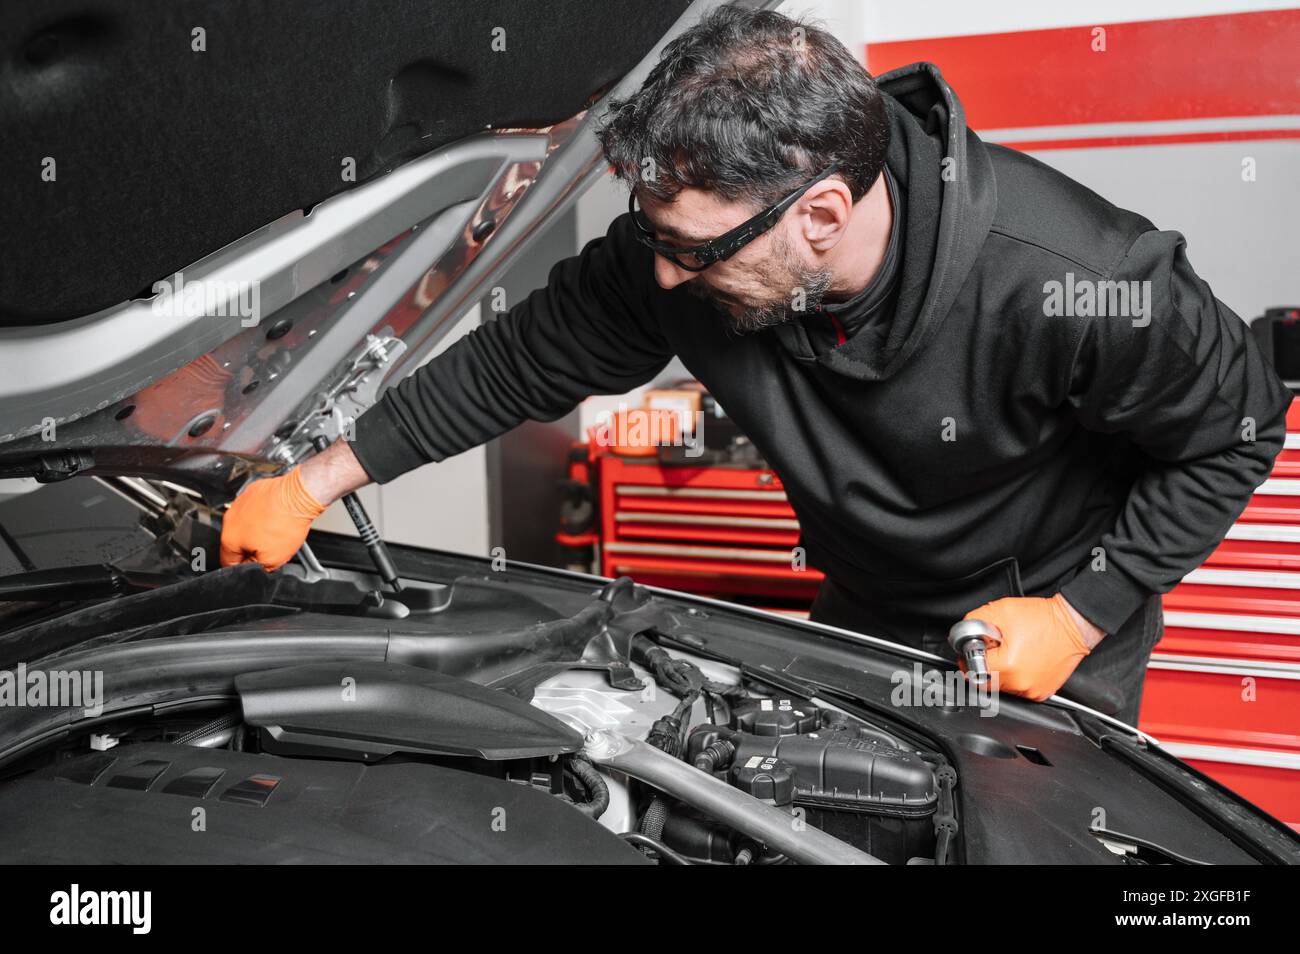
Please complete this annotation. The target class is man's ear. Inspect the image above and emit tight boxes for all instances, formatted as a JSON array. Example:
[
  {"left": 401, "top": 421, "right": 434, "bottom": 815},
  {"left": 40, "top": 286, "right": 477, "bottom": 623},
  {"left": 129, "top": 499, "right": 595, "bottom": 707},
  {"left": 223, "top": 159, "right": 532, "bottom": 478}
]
[{"left": 797, "top": 179, "right": 854, "bottom": 251}]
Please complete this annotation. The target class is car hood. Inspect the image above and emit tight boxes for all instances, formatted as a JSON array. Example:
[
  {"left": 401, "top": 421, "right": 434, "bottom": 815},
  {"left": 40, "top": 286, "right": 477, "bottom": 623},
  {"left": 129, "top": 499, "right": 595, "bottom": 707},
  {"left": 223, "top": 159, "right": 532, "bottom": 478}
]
[
  {"left": 0, "top": 0, "right": 737, "bottom": 503},
  {"left": 2, "top": 526, "right": 1298, "bottom": 864}
]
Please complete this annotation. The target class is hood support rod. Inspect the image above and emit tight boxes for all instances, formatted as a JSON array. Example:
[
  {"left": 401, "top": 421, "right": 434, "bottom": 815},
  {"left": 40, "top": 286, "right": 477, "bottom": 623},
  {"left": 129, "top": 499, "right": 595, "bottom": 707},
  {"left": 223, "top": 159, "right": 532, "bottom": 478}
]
[{"left": 310, "top": 436, "right": 402, "bottom": 594}]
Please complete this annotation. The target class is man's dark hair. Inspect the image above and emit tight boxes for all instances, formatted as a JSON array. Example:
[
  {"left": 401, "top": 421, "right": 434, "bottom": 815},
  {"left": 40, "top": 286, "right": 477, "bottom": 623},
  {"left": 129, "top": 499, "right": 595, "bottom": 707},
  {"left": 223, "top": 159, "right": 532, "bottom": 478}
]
[{"left": 598, "top": 6, "right": 890, "bottom": 208}]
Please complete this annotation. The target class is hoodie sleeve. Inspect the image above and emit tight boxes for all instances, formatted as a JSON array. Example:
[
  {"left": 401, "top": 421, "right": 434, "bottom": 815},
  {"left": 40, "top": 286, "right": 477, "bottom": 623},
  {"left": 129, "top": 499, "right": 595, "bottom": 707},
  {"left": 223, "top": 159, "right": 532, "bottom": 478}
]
[
  {"left": 349, "top": 214, "right": 674, "bottom": 483},
  {"left": 1057, "top": 229, "right": 1291, "bottom": 635}
]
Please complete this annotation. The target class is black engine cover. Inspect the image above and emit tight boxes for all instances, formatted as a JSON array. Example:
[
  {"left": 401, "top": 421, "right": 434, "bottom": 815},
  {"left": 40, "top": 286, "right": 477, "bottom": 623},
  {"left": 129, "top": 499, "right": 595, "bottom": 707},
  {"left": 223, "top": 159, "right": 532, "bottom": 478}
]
[{"left": 0, "top": 743, "right": 648, "bottom": 864}]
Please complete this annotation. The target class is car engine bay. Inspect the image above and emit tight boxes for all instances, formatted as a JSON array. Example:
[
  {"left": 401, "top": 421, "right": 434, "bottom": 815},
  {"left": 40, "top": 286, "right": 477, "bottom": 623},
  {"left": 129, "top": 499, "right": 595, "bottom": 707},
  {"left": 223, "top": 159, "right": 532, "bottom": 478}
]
[
  {"left": 0, "top": 593, "right": 953, "bottom": 865},
  {"left": 1, "top": 480, "right": 1293, "bottom": 866},
  {"left": 0, "top": 486, "right": 955, "bottom": 865}
]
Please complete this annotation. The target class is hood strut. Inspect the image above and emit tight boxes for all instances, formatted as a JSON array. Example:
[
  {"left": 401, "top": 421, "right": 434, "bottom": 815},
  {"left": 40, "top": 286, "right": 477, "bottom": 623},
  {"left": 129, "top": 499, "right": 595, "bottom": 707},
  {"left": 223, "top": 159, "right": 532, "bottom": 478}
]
[{"left": 308, "top": 435, "right": 403, "bottom": 595}]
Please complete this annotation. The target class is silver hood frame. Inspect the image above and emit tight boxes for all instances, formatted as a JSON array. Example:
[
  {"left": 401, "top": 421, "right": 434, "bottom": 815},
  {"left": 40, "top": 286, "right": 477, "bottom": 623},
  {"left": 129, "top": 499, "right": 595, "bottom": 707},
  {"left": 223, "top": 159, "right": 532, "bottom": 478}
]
[{"left": 0, "top": 0, "right": 756, "bottom": 503}]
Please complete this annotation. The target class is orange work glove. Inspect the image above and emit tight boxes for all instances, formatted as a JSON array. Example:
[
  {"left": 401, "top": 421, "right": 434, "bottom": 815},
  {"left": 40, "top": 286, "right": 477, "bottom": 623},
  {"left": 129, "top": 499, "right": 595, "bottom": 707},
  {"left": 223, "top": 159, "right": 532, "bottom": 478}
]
[
  {"left": 960, "top": 594, "right": 1092, "bottom": 701},
  {"left": 219, "top": 467, "right": 327, "bottom": 571}
]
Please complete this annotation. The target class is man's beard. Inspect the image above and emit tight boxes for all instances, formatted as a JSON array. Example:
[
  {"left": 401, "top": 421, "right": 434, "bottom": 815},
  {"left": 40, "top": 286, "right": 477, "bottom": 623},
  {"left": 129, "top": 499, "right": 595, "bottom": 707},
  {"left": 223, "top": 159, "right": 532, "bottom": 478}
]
[{"left": 687, "top": 235, "right": 833, "bottom": 334}]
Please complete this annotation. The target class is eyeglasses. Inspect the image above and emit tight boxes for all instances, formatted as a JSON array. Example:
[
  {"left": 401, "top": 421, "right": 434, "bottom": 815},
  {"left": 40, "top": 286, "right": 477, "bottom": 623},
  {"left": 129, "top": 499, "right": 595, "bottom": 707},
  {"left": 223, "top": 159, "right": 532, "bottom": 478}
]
[{"left": 628, "top": 164, "right": 841, "bottom": 272}]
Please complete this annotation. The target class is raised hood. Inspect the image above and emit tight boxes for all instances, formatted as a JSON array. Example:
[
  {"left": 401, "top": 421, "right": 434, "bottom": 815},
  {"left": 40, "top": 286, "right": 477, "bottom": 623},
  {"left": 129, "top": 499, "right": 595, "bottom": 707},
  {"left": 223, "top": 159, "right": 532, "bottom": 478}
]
[{"left": 0, "top": 0, "right": 752, "bottom": 502}]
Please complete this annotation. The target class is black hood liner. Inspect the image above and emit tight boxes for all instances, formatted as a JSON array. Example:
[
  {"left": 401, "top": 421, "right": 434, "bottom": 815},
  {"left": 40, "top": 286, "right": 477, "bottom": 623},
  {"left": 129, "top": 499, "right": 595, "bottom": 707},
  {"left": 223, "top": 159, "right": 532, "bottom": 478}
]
[{"left": 0, "top": 0, "right": 690, "bottom": 324}]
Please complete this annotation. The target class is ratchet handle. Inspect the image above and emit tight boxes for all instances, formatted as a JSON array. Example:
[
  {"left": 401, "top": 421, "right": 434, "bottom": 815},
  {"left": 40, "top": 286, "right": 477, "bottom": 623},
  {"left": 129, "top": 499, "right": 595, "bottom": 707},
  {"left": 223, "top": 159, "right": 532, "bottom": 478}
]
[
  {"left": 948, "top": 618, "right": 1124, "bottom": 717},
  {"left": 947, "top": 618, "right": 1002, "bottom": 685}
]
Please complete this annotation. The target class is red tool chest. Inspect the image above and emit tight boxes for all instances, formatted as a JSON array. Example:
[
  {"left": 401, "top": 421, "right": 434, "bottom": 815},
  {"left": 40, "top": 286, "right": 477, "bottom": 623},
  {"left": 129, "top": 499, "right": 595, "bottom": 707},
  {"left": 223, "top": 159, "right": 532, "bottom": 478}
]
[
  {"left": 1138, "top": 401, "right": 1300, "bottom": 829},
  {"left": 573, "top": 402, "right": 1300, "bottom": 828},
  {"left": 591, "top": 454, "right": 822, "bottom": 611}
]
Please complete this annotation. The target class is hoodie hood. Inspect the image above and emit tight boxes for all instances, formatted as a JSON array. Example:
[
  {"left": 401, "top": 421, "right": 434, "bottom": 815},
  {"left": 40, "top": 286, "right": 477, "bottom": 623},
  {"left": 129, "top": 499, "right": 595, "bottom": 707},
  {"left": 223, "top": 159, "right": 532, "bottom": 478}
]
[{"left": 802, "top": 62, "right": 998, "bottom": 383}]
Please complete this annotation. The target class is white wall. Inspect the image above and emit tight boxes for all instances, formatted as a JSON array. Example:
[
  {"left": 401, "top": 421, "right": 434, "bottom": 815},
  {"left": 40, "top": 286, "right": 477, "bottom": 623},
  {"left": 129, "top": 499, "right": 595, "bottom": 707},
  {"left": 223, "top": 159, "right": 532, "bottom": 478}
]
[
  {"left": 575, "top": 172, "right": 693, "bottom": 434},
  {"left": 317, "top": 304, "right": 490, "bottom": 555},
  {"left": 784, "top": 0, "right": 1297, "bottom": 42},
  {"left": 1039, "top": 140, "right": 1296, "bottom": 323},
  {"left": 818, "top": 0, "right": 1299, "bottom": 324}
]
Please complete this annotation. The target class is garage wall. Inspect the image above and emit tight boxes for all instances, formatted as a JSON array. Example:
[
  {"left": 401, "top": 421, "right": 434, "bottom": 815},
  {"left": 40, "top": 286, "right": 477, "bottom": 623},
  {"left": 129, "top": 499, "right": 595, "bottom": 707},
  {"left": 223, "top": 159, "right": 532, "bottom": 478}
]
[
  {"left": 575, "top": 174, "right": 693, "bottom": 434},
  {"left": 319, "top": 213, "right": 586, "bottom": 563},
  {"left": 808, "top": 0, "right": 1296, "bottom": 41},
  {"left": 316, "top": 304, "right": 490, "bottom": 554},
  {"left": 846, "top": 0, "right": 1300, "bottom": 323}
]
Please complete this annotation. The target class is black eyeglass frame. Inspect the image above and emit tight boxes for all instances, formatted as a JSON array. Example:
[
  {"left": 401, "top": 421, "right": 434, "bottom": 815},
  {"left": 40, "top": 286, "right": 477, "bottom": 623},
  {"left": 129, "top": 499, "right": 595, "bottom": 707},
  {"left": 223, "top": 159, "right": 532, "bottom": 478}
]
[{"left": 628, "top": 164, "right": 841, "bottom": 272}]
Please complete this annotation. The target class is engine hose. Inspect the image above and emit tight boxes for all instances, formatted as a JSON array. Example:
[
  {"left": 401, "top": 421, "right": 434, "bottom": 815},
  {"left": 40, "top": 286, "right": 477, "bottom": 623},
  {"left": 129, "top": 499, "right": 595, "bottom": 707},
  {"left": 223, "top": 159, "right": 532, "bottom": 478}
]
[
  {"left": 646, "top": 714, "right": 683, "bottom": 756},
  {"left": 567, "top": 755, "right": 610, "bottom": 820},
  {"left": 672, "top": 694, "right": 697, "bottom": 721},
  {"left": 693, "top": 738, "right": 736, "bottom": 774},
  {"left": 716, "top": 692, "right": 734, "bottom": 726},
  {"left": 620, "top": 832, "right": 690, "bottom": 865},
  {"left": 636, "top": 637, "right": 747, "bottom": 707},
  {"left": 631, "top": 635, "right": 748, "bottom": 741},
  {"left": 672, "top": 693, "right": 700, "bottom": 754},
  {"left": 632, "top": 636, "right": 700, "bottom": 697},
  {"left": 175, "top": 713, "right": 241, "bottom": 747},
  {"left": 640, "top": 795, "right": 670, "bottom": 841}
]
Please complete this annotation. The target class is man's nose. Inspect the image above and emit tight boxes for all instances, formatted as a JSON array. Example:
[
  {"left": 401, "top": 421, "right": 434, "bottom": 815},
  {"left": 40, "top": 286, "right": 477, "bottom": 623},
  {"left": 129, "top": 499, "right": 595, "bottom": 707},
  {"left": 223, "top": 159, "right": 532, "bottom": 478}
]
[{"left": 653, "top": 254, "right": 696, "bottom": 291}]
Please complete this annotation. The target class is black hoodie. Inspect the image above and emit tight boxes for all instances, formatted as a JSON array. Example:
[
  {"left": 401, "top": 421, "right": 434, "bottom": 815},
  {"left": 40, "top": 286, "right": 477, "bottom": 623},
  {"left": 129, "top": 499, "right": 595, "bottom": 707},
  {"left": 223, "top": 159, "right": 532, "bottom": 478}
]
[{"left": 352, "top": 63, "right": 1290, "bottom": 639}]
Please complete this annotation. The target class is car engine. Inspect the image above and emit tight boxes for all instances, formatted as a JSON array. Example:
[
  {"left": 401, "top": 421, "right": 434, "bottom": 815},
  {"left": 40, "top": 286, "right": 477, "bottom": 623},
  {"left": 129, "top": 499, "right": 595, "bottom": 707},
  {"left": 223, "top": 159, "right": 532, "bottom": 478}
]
[{"left": 0, "top": 621, "right": 953, "bottom": 865}]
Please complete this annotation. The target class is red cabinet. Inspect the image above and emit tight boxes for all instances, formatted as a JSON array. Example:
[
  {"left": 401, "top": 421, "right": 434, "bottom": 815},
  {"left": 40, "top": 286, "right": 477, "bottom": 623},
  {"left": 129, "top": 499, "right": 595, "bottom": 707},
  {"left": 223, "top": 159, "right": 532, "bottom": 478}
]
[
  {"left": 592, "top": 455, "right": 822, "bottom": 611},
  {"left": 1139, "top": 401, "right": 1300, "bottom": 829}
]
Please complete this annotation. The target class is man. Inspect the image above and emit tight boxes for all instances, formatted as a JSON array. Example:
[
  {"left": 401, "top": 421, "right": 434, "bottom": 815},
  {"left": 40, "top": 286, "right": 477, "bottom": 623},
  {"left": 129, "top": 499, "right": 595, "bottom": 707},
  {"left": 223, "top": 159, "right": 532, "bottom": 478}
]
[{"left": 220, "top": 7, "right": 1289, "bottom": 725}]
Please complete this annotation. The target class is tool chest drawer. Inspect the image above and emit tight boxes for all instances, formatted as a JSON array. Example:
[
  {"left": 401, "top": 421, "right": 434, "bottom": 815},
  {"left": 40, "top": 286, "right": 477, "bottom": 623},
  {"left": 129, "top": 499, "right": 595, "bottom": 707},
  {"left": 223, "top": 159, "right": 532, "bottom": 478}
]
[
  {"left": 1140, "top": 400, "right": 1300, "bottom": 828},
  {"left": 594, "top": 455, "right": 823, "bottom": 609}
]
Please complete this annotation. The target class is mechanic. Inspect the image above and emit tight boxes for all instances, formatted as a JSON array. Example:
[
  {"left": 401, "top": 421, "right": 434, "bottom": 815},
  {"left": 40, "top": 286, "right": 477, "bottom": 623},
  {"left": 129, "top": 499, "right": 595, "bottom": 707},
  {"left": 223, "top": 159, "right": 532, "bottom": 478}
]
[{"left": 220, "top": 7, "right": 1289, "bottom": 725}]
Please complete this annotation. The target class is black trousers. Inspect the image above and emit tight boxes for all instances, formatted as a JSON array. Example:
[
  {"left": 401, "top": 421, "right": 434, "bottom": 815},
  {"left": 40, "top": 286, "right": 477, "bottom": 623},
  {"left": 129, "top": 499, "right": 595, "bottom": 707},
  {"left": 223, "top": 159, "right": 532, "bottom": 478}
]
[{"left": 808, "top": 577, "right": 1165, "bottom": 726}]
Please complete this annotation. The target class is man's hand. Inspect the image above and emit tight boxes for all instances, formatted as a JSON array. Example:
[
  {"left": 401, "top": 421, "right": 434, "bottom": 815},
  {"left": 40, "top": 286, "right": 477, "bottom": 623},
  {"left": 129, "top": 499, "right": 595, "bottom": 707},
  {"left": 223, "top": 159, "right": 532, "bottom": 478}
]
[
  {"left": 1058, "top": 596, "right": 1107, "bottom": 650},
  {"left": 219, "top": 440, "right": 371, "bottom": 571},
  {"left": 960, "top": 594, "right": 1103, "bottom": 701},
  {"left": 219, "top": 466, "right": 327, "bottom": 571}
]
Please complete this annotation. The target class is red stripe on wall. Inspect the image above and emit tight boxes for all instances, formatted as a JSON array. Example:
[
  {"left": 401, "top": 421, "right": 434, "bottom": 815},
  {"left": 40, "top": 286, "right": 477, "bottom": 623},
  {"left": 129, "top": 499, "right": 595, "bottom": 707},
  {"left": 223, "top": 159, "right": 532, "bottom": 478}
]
[
  {"left": 1000, "top": 128, "right": 1300, "bottom": 151},
  {"left": 864, "top": 10, "right": 1300, "bottom": 131}
]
